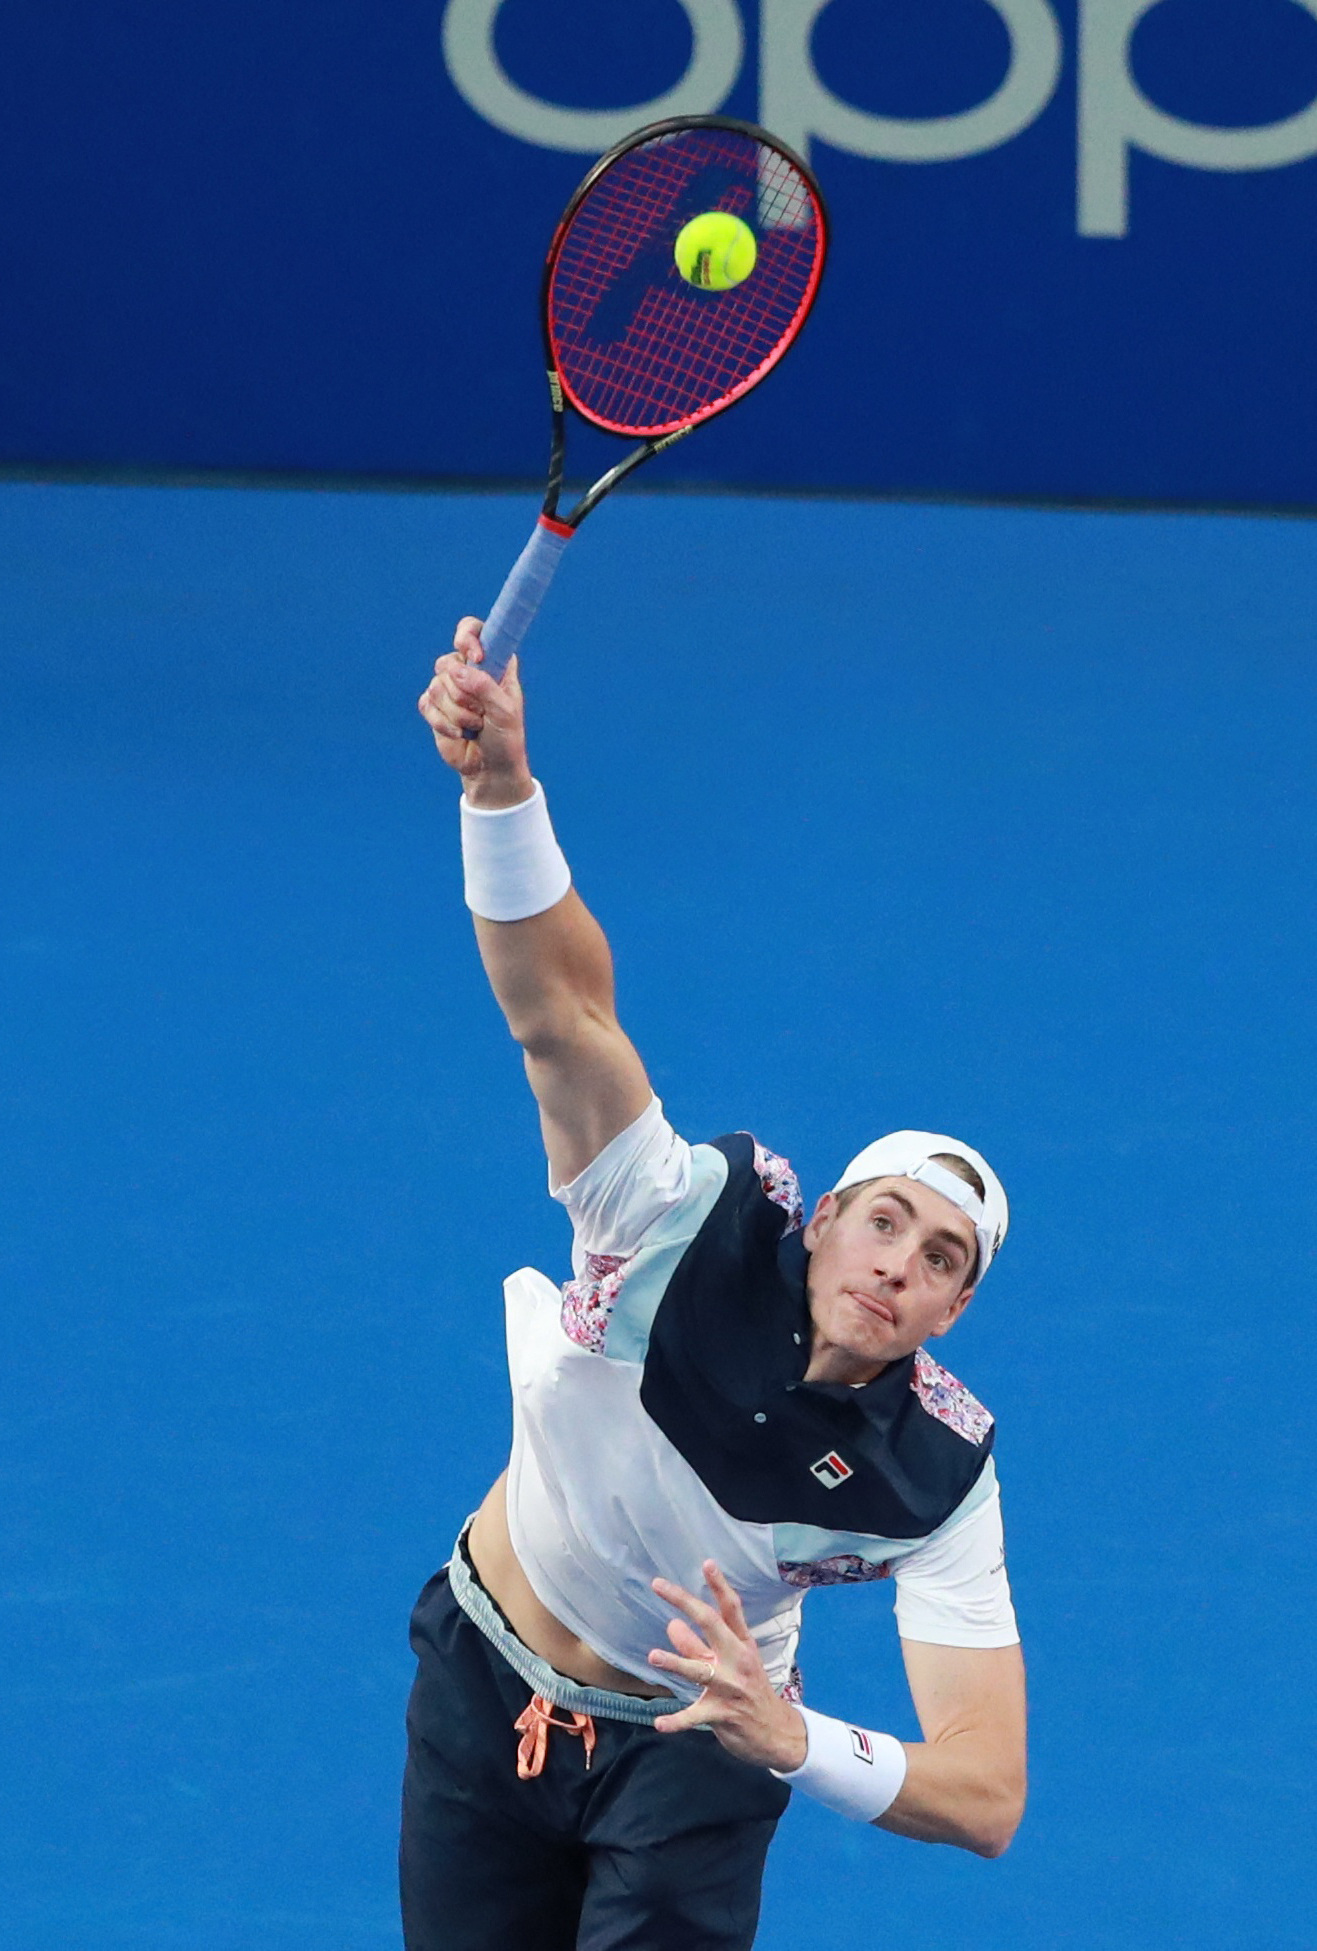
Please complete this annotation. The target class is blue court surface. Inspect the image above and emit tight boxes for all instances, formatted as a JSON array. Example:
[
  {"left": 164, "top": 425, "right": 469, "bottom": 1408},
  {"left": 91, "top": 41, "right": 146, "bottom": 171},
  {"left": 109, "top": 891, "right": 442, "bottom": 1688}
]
[{"left": 2, "top": 477, "right": 1314, "bottom": 1949}]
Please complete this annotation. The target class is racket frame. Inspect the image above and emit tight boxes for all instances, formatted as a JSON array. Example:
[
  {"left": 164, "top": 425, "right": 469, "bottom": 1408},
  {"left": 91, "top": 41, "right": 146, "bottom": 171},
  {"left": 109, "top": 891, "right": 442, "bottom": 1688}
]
[
  {"left": 535, "top": 113, "right": 829, "bottom": 532},
  {"left": 465, "top": 115, "right": 828, "bottom": 704}
]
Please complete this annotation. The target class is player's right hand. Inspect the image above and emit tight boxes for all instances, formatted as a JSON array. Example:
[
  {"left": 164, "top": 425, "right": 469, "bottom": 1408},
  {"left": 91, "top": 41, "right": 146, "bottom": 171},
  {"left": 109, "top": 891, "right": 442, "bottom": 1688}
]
[{"left": 417, "top": 618, "right": 531, "bottom": 799}]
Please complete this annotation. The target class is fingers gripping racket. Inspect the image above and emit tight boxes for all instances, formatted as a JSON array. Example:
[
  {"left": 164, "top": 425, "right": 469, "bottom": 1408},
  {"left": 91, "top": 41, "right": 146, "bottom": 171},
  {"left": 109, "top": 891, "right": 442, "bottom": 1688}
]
[{"left": 471, "top": 114, "right": 828, "bottom": 700}]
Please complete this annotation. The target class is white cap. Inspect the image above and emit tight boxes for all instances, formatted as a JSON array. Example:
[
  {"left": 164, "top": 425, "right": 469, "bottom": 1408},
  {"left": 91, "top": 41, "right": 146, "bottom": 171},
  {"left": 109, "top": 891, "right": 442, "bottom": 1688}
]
[{"left": 831, "top": 1130, "right": 1008, "bottom": 1282}]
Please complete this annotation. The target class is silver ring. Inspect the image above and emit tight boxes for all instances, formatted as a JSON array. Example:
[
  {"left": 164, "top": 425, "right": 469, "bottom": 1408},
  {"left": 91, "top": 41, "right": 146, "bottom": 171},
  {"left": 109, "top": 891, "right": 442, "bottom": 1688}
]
[{"left": 699, "top": 1660, "right": 717, "bottom": 1687}]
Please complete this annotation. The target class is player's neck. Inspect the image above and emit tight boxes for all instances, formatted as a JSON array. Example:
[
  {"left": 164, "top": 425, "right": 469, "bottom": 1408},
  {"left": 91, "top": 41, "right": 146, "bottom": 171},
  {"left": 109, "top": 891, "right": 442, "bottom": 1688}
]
[{"left": 802, "top": 1331, "right": 887, "bottom": 1388}]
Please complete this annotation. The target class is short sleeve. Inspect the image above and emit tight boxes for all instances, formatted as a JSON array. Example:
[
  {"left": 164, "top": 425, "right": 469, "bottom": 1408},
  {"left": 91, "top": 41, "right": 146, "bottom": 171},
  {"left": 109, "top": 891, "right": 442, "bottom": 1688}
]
[
  {"left": 893, "top": 1469, "right": 1020, "bottom": 1649},
  {"left": 551, "top": 1095, "right": 694, "bottom": 1269}
]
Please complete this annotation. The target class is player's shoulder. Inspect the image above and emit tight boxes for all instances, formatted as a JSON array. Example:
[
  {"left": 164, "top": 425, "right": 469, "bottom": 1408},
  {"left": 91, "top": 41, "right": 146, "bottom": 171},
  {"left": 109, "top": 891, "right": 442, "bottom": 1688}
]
[
  {"left": 708, "top": 1130, "right": 806, "bottom": 1235},
  {"left": 911, "top": 1346, "right": 994, "bottom": 1448},
  {"left": 747, "top": 1134, "right": 806, "bottom": 1233}
]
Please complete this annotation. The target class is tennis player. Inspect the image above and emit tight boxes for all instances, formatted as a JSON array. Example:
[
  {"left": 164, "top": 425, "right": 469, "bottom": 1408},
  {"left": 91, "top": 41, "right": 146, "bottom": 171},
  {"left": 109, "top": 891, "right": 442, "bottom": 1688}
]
[{"left": 406, "top": 621, "right": 1027, "bottom": 1950}]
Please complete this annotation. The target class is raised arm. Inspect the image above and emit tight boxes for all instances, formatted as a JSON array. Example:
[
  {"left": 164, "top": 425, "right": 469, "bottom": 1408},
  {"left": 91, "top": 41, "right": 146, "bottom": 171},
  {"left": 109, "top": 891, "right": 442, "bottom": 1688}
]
[{"left": 419, "top": 617, "right": 651, "bottom": 1186}]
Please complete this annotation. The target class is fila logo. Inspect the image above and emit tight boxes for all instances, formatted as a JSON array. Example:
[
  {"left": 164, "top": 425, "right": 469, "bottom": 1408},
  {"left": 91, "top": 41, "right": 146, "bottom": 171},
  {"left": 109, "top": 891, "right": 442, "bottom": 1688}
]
[
  {"left": 809, "top": 1451, "right": 853, "bottom": 1489},
  {"left": 850, "top": 1727, "right": 873, "bottom": 1765}
]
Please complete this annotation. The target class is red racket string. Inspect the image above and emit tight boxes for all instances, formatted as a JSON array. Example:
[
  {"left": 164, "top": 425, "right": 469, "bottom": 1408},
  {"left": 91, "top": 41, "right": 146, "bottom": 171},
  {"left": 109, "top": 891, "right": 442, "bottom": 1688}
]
[{"left": 547, "top": 126, "right": 824, "bottom": 437}]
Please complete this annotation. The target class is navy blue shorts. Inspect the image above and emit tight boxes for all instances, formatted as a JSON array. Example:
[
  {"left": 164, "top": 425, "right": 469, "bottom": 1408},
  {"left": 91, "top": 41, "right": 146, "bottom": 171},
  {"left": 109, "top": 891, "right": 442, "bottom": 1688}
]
[{"left": 399, "top": 1564, "right": 790, "bottom": 1950}]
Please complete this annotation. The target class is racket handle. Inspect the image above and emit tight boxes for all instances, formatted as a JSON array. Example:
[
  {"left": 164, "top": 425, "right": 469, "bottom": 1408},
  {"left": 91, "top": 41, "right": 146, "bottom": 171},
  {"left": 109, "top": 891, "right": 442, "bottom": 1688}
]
[{"left": 478, "top": 516, "right": 573, "bottom": 682}]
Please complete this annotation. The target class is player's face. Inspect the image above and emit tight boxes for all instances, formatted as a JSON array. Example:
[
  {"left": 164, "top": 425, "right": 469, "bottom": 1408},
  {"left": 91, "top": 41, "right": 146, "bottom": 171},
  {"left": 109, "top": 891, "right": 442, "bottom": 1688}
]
[{"left": 801, "top": 1176, "right": 978, "bottom": 1385}]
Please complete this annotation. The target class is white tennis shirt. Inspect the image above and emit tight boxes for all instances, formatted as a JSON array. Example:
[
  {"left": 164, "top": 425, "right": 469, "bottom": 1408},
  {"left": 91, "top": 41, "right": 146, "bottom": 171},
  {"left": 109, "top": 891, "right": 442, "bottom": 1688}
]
[{"left": 502, "top": 1097, "right": 1019, "bottom": 1703}]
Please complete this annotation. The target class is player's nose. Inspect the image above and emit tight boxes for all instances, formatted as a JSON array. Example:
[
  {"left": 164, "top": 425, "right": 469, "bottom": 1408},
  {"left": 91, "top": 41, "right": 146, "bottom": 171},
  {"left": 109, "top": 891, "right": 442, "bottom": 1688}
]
[{"left": 872, "top": 1240, "right": 917, "bottom": 1285}]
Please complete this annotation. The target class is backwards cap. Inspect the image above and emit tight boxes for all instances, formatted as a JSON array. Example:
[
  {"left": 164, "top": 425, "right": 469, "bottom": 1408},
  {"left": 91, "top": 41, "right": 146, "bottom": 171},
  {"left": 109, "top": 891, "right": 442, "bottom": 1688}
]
[{"left": 832, "top": 1130, "right": 1008, "bottom": 1282}]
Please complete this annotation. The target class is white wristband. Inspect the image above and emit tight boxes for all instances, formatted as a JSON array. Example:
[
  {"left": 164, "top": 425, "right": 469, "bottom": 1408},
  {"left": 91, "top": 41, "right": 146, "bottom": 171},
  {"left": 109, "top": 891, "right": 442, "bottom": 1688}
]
[
  {"left": 772, "top": 1706, "right": 907, "bottom": 1822},
  {"left": 460, "top": 780, "right": 572, "bottom": 922}
]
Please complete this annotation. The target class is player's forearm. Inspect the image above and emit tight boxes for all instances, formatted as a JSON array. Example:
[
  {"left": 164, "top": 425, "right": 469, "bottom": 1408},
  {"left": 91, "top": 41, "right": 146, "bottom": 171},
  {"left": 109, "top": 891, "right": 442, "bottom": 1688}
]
[
  {"left": 428, "top": 640, "right": 651, "bottom": 1178},
  {"left": 459, "top": 749, "right": 616, "bottom": 1048},
  {"left": 472, "top": 891, "right": 618, "bottom": 1054},
  {"left": 462, "top": 778, "right": 653, "bottom": 1182},
  {"left": 876, "top": 1735, "right": 1025, "bottom": 1857}
]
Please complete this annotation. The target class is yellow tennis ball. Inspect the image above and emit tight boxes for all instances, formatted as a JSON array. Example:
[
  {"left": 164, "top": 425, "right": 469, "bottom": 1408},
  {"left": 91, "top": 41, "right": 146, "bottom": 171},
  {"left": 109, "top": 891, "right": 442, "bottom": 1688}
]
[{"left": 674, "top": 212, "right": 757, "bottom": 291}]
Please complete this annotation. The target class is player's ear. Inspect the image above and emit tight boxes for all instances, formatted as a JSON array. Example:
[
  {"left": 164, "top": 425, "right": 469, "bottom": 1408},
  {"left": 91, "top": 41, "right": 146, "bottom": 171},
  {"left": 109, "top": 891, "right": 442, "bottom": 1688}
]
[
  {"left": 928, "top": 1287, "right": 975, "bottom": 1338},
  {"left": 803, "top": 1191, "right": 837, "bottom": 1250}
]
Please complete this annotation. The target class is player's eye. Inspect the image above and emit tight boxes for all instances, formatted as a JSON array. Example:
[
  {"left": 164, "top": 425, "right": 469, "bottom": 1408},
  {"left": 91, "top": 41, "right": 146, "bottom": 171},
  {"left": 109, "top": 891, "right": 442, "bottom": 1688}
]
[{"left": 872, "top": 1213, "right": 893, "bottom": 1231}]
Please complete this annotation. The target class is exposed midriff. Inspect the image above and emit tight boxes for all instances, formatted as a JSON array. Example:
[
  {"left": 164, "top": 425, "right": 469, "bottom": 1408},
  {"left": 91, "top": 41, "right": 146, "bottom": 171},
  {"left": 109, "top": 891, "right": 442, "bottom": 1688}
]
[{"left": 467, "top": 1469, "right": 674, "bottom": 1700}]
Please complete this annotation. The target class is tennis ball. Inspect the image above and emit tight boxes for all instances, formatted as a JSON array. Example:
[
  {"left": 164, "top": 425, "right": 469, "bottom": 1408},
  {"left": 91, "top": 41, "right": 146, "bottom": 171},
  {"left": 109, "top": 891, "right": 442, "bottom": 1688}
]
[{"left": 674, "top": 212, "right": 757, "bottom": 291}]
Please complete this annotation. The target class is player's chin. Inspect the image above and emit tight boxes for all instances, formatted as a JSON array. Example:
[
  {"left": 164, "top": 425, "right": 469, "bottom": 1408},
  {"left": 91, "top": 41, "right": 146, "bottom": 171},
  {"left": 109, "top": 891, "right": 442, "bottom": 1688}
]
[
  {"left": 839, "top": 1291, "right": 899, "bottom": 1339},
  {"left": 832, "top": 1300, "right": 916, "bottom": 1366}
]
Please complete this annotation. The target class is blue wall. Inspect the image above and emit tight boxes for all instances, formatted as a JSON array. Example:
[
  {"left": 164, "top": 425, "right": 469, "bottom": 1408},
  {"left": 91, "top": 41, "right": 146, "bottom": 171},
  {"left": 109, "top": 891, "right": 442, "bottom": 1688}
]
[{"left": 4, "top": 0, "right": 1317, "bottom": 504}]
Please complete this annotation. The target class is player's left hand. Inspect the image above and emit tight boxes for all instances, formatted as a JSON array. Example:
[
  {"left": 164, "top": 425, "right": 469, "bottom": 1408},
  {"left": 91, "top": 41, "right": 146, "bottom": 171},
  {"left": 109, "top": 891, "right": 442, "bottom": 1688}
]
[{"left": 648, "top": 1560, "right": 808, "bottom": 1773}]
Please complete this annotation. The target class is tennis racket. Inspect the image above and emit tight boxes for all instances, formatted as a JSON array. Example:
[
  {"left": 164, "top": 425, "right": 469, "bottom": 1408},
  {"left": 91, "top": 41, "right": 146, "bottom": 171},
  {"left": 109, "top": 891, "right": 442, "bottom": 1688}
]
[{"left": 468, "top": 113, "right": 828, "bottom": 702}]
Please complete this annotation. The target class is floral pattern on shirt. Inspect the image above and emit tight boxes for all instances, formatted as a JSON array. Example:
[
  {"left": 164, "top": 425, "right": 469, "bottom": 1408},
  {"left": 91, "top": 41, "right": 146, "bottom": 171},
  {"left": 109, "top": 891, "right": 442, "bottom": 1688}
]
[
  {"left": 911, "top": 1347, "right": 994, "bottom": 1445},
  {"left": 753, "top": 1140, "right": 804, "bottom": 1233},
  {"left": 560, "top": 1252, "right": 633, "bottom": 1354},
  {"left": 776, "top": 1554, "right": 893, "bottom": 1590}
]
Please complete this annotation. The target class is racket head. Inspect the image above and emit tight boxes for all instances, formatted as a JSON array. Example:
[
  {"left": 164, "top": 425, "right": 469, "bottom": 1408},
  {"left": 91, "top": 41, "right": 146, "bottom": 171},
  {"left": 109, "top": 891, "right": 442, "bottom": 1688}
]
[{"left": 541, "top": 116, "right": 828, "bottom": 442}]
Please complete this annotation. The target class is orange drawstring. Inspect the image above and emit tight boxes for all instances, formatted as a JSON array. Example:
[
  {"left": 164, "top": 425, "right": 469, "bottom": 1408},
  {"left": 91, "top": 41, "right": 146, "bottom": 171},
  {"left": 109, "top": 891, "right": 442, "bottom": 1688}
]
[{"left": 513, "top": 1694, "right": 597, "bottom": 1780}]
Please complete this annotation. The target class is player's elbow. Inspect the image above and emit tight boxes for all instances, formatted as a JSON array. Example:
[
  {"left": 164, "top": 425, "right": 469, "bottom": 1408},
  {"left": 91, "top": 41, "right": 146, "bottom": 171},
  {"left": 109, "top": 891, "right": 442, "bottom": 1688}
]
[
  {"left": 972, "top": 1821, "right": 1018, "bottom": 1860},
  {"left": 515, "top": 996, "right": 612, "bottom": 1062},
  {"left": 513, "top": 1009, "right": 576, "bottom": 1059},
  {"left": 969, "top": 1779, "right": 1026, "bottom": 1858}
]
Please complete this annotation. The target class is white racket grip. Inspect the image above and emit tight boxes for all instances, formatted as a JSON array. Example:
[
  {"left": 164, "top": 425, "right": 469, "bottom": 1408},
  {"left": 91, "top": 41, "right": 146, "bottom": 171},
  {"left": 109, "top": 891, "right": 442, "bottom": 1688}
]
[{"left": 479, "top": 516, "right": 573, "bottom": 682}]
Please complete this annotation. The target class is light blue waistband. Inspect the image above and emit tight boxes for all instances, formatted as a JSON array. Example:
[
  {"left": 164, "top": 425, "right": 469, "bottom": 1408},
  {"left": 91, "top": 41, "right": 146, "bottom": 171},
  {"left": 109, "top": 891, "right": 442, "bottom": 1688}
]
[{"left": 447, "top": 1526, "right": 670, "bottom": 1728}]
